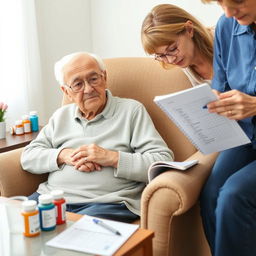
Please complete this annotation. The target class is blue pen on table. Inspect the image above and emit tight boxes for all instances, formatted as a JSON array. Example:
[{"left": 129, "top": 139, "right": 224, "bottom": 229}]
[
  {"left": 202, "top": 105, "right": 208, "bottom": 109},
  {"left": 93, "top": 218, "right": 122, "bottom": 236}
]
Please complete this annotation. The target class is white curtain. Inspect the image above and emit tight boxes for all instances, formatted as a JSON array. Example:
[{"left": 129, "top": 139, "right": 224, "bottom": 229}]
[{"left": 0, "top": 0, "right": 45, "bottom": 129}]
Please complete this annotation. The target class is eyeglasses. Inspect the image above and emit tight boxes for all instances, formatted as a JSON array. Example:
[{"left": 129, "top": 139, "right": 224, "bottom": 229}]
[
  {"left": 65, "top": 72, "right": 103, "bottom": 93},
  {"left": 154, "top": 40, "right": 180, "bottom": 64}
]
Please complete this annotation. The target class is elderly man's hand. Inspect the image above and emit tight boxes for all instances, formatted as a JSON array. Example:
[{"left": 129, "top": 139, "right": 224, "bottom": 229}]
[
  {"left": 57, "top": 148, "right": 76, "bottom": 166},
  {"left": 57, "top": 147, "right": 102, "bottom": 172},
  {"left": 71, "top": 144, "right": 119, "bottom": 171},
  {"left": 75, "top": 161, "right": 102, "bottom": 172}
]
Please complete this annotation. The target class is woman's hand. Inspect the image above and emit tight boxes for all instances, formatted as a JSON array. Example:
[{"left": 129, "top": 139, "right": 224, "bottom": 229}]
[{"left": 207, "top": 89, "right": 256, "bottom": 120}]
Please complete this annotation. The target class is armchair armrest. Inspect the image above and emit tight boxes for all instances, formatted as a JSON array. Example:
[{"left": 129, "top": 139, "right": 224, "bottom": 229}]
[
  {"left": 141, "top": 151, "right": 218, "bottom": 256},
  {"left": 0, "top": 148, "right": 48, "bottom": 197}
]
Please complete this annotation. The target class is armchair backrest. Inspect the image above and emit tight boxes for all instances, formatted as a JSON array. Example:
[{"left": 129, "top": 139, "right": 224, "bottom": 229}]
[{"left": 62, "top": 57, "right": 196, "bottom": 161}]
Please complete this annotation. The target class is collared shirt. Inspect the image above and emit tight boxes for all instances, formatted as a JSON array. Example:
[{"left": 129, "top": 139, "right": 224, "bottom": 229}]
[{"left": 212, "top": 15, "right": 256, "bottom": 139}]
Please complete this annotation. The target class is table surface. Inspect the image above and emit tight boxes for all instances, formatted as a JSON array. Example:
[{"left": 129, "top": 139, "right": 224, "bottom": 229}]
[
  {"left": 0, "top": 128, "right": 41, "bottom": 153},
  {"left": 0, "top": 198, "right": 154, "bottom": 256}
]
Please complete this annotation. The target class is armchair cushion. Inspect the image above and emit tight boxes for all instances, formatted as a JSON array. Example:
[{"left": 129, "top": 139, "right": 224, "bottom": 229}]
[{"left": 0, "top": 148, "right": 48, "bottom": 196}]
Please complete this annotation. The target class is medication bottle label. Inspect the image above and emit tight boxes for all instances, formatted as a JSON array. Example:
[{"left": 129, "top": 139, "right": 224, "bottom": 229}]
[
  {"left": 16, "top": 127, "right": 24, "bottom": 135},
  {"left": 28, "top": 215, "right": 40, "bottom": 234},
  {"left": 41, "top": 208, "right": 56, "bottom": 228},
  {"left": 24, "top": 123, "right": 31, "bottom": 133},
  {"left": 61, "top": 203, "right": 66, "bottom": 221},
  {"left": 55, "top": 205, "right": 58, "bottom": 218}
]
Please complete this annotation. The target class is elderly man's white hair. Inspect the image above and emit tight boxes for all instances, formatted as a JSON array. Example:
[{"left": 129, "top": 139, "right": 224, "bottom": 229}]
[{"left": 54, "top": 52, "right": 106, "bottom": 85}]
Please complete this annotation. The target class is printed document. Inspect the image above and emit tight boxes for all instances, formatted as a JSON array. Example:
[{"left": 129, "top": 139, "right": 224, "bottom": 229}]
[
  {"left": 46, "top": 215, "right": 139, "bottom": 256},
  {"left": 154, "top": 83, "right": 250, "bottom": 154}
]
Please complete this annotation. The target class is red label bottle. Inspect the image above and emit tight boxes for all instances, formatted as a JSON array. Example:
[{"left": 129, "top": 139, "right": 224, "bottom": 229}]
[{"left": 51, "top": 190, "right": 66, "bottom": 225}]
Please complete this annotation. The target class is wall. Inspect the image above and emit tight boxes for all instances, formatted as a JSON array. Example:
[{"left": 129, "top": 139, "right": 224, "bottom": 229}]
[
  {"left": 35, "top": 0, "right": 91, "bottom": 122},
  {"left": 91, "top": 0, "right": 222, "bottom": 58},
  {"left": 35, "top": 0, "right": 222, "bottom": 122}
]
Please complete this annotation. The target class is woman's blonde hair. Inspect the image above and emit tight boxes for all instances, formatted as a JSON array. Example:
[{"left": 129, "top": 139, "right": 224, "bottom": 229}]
[
  {"left": 201, "top": 0, "right": 216, "bottom": 2},
  {"left": 141, "top": 4, "right": 213, "bottom": 66},
  {"left": 202, "top": 0, "right": 239, "bottom": 6}
]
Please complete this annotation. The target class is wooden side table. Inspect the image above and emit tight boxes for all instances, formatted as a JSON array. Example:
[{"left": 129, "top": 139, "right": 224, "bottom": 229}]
[{"left": 0, "top": 129, "right": 41, "bottom": 153}]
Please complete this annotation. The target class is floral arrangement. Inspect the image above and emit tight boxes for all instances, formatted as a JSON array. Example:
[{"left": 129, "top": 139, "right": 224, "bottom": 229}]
[{"left": 0, "top": 102, "right": 8, "bottom": 122}]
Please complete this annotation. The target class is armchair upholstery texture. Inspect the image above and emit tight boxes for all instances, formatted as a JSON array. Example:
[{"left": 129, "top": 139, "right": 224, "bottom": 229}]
[{"left": 0, "top": 57, "right": 217, "bottom": 256}]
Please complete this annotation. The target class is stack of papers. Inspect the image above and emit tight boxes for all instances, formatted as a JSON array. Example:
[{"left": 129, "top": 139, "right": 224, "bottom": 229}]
[{"left": 46, "top": 215, "right": 139, "bottom": 256}]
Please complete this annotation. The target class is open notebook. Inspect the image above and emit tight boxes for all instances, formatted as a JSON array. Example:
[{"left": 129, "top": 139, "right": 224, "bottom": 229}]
[{"left": 148, "top": 159, "right": 199, "bottom": 181}]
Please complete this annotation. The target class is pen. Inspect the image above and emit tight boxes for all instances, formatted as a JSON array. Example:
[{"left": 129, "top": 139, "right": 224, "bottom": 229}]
[
  {"left": 202, "top": 105, "right": 208, "bottom": 109},
  {"left": 92, "top": 218, "right": 122, "bottom": 236}
]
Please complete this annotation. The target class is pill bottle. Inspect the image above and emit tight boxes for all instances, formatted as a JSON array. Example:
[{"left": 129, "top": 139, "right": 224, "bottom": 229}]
[
  {"left": 10, "top": 125, "right": 16, "bottom": 135},
  {"left": 21, "top": 200, "right": 40, "bottom": 237},
  {"left": 29, "top": 111, "right": 39, "bottom": 132},
  {"left": 22, "top": 115, "right": 32, "bottom": 134},
  {"left": 51, "top": 190, "right": 66, "bottom": 225},
  {"left": 38, "top": 194, "right": 56, "bottom": 231},
  {"left": 15, "top": 120, "right": 24, "bottom": 135}
]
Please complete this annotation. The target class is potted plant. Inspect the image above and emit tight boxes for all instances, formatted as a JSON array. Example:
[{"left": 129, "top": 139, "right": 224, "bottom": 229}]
[{"left": 0, "top": 102, "right": 8, "bottom": 139}]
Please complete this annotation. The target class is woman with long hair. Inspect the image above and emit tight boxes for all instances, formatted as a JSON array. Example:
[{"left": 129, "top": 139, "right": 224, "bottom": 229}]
[{"left": 141, "top": 4, "right": 214, "bottom": 86}]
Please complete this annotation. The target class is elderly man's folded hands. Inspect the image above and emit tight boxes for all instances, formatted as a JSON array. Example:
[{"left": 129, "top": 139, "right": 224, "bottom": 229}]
[{"left": 58, "top": 144, "right": 119, "bottom": 172}]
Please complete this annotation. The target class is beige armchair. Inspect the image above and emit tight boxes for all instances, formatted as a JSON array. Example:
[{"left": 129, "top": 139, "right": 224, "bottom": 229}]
[{"left": 0, "top": 57, "right": 216, "bottom": 256}]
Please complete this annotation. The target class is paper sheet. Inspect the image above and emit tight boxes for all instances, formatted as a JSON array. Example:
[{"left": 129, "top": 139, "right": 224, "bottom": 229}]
[{"left": 46, "top": 215, "right": 139, "bottom": 256}]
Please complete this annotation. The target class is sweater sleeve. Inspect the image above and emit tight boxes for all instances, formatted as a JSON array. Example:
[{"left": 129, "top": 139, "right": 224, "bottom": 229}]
[
  {"left": 115, "top": 104, "right": 174, "bottom": 182},
  {"left": 21, "top": 117, "right": 64, "bottom": 174}
]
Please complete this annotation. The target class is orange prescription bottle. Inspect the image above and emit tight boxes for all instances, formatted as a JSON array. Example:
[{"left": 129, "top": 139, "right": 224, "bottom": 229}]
[
  {"left": 15, "top": 120, "right": 24, "bottom": 135},
  {"left": 51, "top": 190, "right": 66, "bottom": 225},
  {"left": 22, "top": 115, "right": 32, "bottom": 134},
  {"left": 21, "top": 200, "right": 40, "bottom": 237}
]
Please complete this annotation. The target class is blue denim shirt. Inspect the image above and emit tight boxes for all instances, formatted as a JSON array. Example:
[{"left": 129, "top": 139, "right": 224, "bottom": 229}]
[{"left": 212, "top": 15, "right": 256, "bottom": 140}]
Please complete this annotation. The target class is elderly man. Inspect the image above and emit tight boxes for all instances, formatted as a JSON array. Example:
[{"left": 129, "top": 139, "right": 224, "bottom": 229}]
[{"left": 21, "top": 52, "right": 173, "bottom": 222}]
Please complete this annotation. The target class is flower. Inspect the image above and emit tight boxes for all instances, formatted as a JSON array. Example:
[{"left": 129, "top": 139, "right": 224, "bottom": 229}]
[{"left": 0, "top": 102, "right": 8, "bottom": 122}]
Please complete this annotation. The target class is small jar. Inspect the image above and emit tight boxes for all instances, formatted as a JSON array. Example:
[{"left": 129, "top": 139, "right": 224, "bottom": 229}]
[
  {"left": 22, "top": 115, "right": 32, "bottom": 134},
  {"left": 15, "top": 120, "right": 24, "bottom": 135},
  {"left": 21, "top": 200, "right": 40, "bottom": 237},
  {"left": 10, "top": 125, "right": 16, "bottom": 135},
  {"left": 51, "top": 190, "right": 66, "bottom": 225},
  {"left": 29, "top": 111, "right": 39, "bottom": 132},
  {"left": 38, "top": 194, "right": 56, "bottom": 231}
]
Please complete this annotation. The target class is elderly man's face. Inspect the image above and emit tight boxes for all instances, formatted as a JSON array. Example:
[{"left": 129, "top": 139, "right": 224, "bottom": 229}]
[{"left": 62, "top": 54, "right": 107, "bottom": 120}]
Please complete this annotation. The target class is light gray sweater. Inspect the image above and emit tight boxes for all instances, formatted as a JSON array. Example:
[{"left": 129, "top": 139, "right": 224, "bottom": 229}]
[{"left": 21, "top": 90, "right": 173, "bottom": 215}]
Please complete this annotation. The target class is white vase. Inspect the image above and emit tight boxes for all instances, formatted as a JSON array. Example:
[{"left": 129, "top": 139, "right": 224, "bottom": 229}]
[{"left": 0, "top": 121, "right": 6, "bottom": 139}]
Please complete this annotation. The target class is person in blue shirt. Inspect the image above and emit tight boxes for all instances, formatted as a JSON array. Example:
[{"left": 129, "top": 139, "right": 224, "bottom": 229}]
[{"left": 200, "top": 0, "right": 256, "bottom": 255}]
